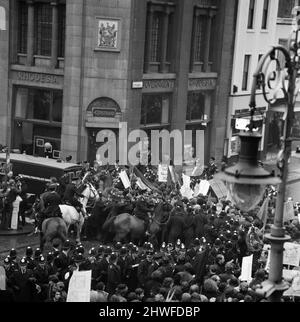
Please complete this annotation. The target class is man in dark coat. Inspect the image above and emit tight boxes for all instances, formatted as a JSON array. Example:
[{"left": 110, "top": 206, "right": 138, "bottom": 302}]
[
  {"left": 63, "top": 178, "right": 84, "bottom": 212},
  {"left": 134, "top": 196, "right": 153, "bottom": 234},
  {"left": 106, "top": 253, "right": 121, "bottom": 295}
]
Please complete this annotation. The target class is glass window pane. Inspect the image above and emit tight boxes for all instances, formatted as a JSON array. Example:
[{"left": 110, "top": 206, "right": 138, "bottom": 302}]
[
  {"left": 18, "top": 1, "right": 28, "bottom": 54},
  {"left": 33, "top": 89, "right": 51, "bottom": 120},
  {"left": 187, "top": 92, "right": 205, "bottom": 121},
  {"left": 141, "top": 95, "right": 163, "bottom": 125},
  {"left": 35, "top": 3, "right": 52, "bottom": 56},
  {"left": 52, "top": 91, "right": 63, "bottom": 122}
]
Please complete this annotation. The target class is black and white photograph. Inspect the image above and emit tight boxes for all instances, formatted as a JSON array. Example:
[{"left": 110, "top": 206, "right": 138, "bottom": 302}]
[{"left": 0, "top": 0, "right": 300, "bottom": 315}]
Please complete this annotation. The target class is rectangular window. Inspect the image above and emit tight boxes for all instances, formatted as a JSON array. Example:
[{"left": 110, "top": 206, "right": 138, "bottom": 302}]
[
  {"left": 150, "top": 12, "right": 163, "bottom": 62},
  {"left": 58, "top": 4, "right": 66, "bottom": 58},
  {"left": 193, "top": 15, "right": 207, "bottom": 63},
  {"left": 262, "top": 0, "right": 269, "bottom": 29},
  {"left": 242, "top": 55, "right": 251, "bottom": 91},
  {"left": 277, "top": 0, "right": 295, "bottom": 18},
  {"left": 34, "top": 3, "right": 52, "bottom": 56},
  {"left": 18, "top": 1, "right": 28, "bottom": 54},
  {"left": 186, "top": 92, "right": 206, "bottom": 121},
  {"left": 247, "top": 0, "right": 255, "bottom": 29},
  {"left": 141, "top": 94, "right": 170, "bottom": 125}
]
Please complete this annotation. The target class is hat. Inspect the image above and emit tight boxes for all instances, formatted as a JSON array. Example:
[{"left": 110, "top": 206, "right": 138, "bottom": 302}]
[
  {"left": 62, "top": 240, "right": 71, "bottom": 250},
  {"left": 4, "top": 256, "right": 11, "bottom": 264},
  {"left": 120, "top": 247, "right": 127, "bottom": 256},
  {"left": 10, "top": 249, "right": 17, "bottom": 259},
  {"left": 20, "top": 257, "right": 27, "bottom": 266},
  {"left": 47, "top": 252, "right": 54, "bottom": 262},
  {"left": 74, "top": 253, "right": 85, "bottom": 263},
  {"left": 114, "top": 242, "right": 122, "bottom": 251},
  {"left": 89, "top": 248, "right": 97, "bottom": 256},
  {"left": 34, "top": 248, "right": 42, "bottom": 258},
  {"left": 97, "top": 245, "right": 105, "bottom": 254},
  {"left": 26, "top": 246, "right": 33, "bottom": 257},
  {"left": 39, "top": 256, "right": 46, "bottom": 264},
  {"left": 110, "top": 252, "right": 118, "bottom": 262},
  {"left": 104, "top": 246, "right": 112, "bottom": 255}
]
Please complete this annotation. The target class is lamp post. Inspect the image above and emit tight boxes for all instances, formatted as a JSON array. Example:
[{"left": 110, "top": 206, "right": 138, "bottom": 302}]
[{"left": 216, "top": 7, "right": 300, "bottom": 302}]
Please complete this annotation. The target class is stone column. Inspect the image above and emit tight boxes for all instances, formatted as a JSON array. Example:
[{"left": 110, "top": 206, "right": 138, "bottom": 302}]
[
  {"left": 159, "top": 9, "right": 170, "bottom": 73},
  {"left": 144, "top": 7, "right": 154, "bottom": 73},
  {"left": 26, "top": 0, "right": 34, "bottom": 66},
  {"left": 51, "top": 1, "right": 58, "bottom": 68}
]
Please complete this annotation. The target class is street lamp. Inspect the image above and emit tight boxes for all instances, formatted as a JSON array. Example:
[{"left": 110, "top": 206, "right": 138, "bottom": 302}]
[{"left": 216, "top": 7, "right": 300, "bottom": 302}]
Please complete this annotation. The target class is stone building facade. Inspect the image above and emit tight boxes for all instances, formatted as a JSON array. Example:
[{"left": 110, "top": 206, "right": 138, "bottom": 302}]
[{"left": 0, "top": 0, "right": 236, "bottom": 166}]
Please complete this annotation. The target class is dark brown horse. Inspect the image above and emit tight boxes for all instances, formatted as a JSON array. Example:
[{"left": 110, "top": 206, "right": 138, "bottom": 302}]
[{"left": 40, "top": 217, "right": 68, "bottom": 251}]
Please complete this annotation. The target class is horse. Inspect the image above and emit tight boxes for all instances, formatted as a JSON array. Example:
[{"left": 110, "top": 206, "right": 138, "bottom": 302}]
[
  {"left": 78, "top": 180, "right": 100, "bottom": 214},
  {"left": 59, "top": 205, "right": 84, "bottom": 243},
  {"left": 40, "top": 217, "right": 68, "bottom": 251}
]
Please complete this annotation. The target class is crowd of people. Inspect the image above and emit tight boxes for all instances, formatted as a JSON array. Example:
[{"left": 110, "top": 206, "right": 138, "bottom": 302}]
[{"left": 0, "top": 158, "right": 300, "bottom": 303}]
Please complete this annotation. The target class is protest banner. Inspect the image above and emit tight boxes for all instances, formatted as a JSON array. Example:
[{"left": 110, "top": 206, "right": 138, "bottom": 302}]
[
  {"left": 180, "top": 174, "right": 194, "bottom": 199},
  {"left": 119, "top": 170, "right": 131, "bottom": 189},
  {"left": 284, "top": 276, "right": 300, "bottom": 297},
  {"left": 0, "top": 266, "right": 6, "bottom": 290},
  {"left": 209, "top": 179, "right": 228, "bottom": 199},
  {"left": 67, "top": 270, "right": 92, "bottom": 302},
  {"left": 282, "top": 269, "right": 300, "bottom": 281},
  {"left": 199, "top": 180, "right": 210, "bottom": 196},
  {"left": 283, "top": 242, "right": 300, "bottom": 267},
  {"left": 284, "top": 201, "right": 296, "bottom": 222},
  {"left": 240, "top": 254, "right": 253, "bottom": 283},
  {"left": 158, "top": 164, "right": 168, "bottom": 183}
]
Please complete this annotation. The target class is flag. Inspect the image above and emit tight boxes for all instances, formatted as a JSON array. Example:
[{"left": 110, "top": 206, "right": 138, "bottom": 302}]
[
  {"left": 257, "top": 197, "right": 269, "bottom": 230},
  {"left": 132, "top": 166, "right": 160, "bottom": 192}
]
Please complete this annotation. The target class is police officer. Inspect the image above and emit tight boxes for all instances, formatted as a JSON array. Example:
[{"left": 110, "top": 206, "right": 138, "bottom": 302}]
[{"left": 107, "top": 252, "right": 121, "bottom": 295}]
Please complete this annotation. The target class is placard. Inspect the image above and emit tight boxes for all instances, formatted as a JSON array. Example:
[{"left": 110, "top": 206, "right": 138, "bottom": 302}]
[
  {"left": 67, "top": 270, "right": 92, "bottom": 302},
  {"left": 283, "top": 242, "right": 300, "bottom": 267},
  {"left": 284, "top": 201, "right": 296, "bottom": 222},
  {"left": 158, "top": 164, "right": 168, "bottom": 183},
  {"left": 240, "top": 255, "right": 253, "bottom": 283},
  {"left": 209, "top": 179, "right": 228, "bottom": 199},
  {"left": 119, "top": 170, "right": 131, "bottom": 189},
  {"left": 0, "top": 266, "right": 6, "bottom": 290}
]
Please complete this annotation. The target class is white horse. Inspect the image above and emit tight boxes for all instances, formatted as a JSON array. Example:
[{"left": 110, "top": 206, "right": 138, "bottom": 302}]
[{"left": 59, "top": 205, "right": 84, "bottom": 243}]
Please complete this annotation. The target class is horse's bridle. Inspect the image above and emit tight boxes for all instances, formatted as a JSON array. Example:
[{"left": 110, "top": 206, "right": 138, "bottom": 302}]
[{"left": 152, "top": 212, "right": 171, "bottom": 227}]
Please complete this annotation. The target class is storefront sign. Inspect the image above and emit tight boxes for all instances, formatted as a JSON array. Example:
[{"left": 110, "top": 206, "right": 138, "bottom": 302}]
[
  {"left": 188, "top": 78, "right": 217, "bottom": 91},
  {"left": 92, "top": 108, "right": 116, "bottom": 118},
  {"left": 17, "top": 72, "right": 58, "bottom": 84},
  {"left": 143, "top": 79, "right": 175, "bottom": 90}
]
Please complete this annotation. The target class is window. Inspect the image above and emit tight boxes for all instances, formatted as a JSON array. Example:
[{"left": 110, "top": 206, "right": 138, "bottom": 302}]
[
  {"left": 247, "top": 0, "right": 255, "bottom": 29},
  {"left": 277, "top": 0, "right": 295, "bottom": 18},
  {"left": 141, "top": 94, "right": 170, "bottom": 125},
  {"left": 18, "top": 1, "right": 28, "bottom": 54},
  {"left": 144, "top": 3, "right": 175, "bottom": 73},
  {"left": 193, "top": 15, "right": 208, "bottom": 63},
  {"left": 58, "top": 4, "right": 66, "bottom": 58},
  {"left": 34, "top": 3, "right": 52, "bottom": 56},
  {"left": 150, "top": 12, "right": 163, "bottom": 63},
  {"left": 242, "top": 55, "right": 251, "bottom": 91},
  {"left": 261, "top": 0, "right": 269, "bottom": 29},
  {"left": 15, "top": 87, "right": 63, "bottom": 123},
  {"left": 186, "top": 92, "right": 205, "bottom": 121}
]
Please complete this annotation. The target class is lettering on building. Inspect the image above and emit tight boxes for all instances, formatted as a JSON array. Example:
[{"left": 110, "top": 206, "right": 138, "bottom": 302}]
[
  {"left": 143, "top": 79, "right": 175, "bottom": 90},
  {"left": 188, "top": 78, "right": 217, "bottom": 91},
  {"left": 17, "top": 72, "right": 58, "bottom": 84}
]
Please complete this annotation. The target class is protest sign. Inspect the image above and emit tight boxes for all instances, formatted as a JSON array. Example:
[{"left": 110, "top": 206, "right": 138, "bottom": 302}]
[
  {"left": 158, "top": 164, "right": 168, "bottom": 183},
  {"left": 119, "top": 170, "right": 131, "bottom": 189},
  {"left": 240, "top": 255, "right": 253, "bottom": 283},
  {"left": 284, "top": 276, "right": 300, "bottom": 297},
  {"left": 67, "top": 270, "right": 92, "bottom": 302},
  {"left": 199, "top": 180, "right": 210, "bottom": 196},
  {"left": 180, "top": 174, "right": 194, "bottom": 199},
  {"left": 0, "top": 266, "right": 6, "bottom": 290},
  {"left": 284, "top": 201, "right": 296, "bottom": 222},
  {"left": 282, "top": 269, "right": 300, "bottom": 281},
  {"left": 209, "top": 179, "right": 228, "bottom": 199},
  {"left": 283, "top": 242, "right": 300, "bottom": 267}
]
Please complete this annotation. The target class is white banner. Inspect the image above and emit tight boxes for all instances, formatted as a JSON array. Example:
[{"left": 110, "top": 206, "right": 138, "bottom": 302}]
[
  {"left": 180, "top": 174, "right": 194, "bottom": 199},
  {"left": 158, "top": 164, "right": 168, "bottom": 183},
  {"left": 283, "top": 242, "right": 300, "bottom": 267},
  {"left": 67, "top": 270, "right": 92, "bottom": 302},
  {"left": 284, "top": 201, "right": 295, "bottom": 222},
  {"left": 240, "top": 255, "right": 253, "bottom": 283},
  {"left": 119, "top": 170, "right": 131, "bottom": 189},
  {"left": 0, "top": 266, "right": 6, "bottom": 290}
]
